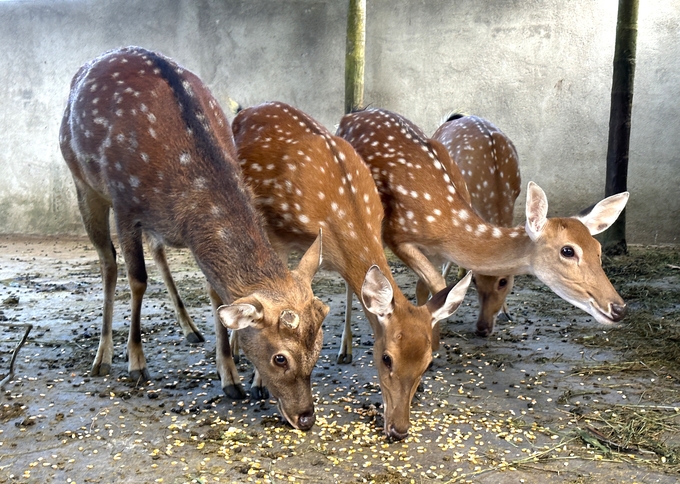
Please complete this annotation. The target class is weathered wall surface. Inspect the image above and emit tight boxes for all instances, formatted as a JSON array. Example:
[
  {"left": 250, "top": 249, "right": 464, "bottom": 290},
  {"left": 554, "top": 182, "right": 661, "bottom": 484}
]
[{"left": 0, "top": 0, "right": 677, "bottom": 243}]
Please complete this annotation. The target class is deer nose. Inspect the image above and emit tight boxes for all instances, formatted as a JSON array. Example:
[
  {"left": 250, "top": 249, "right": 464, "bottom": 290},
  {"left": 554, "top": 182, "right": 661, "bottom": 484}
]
[
  {"left": 610, "top": 302, "right": 627, "bottom": 322},
  {"left": 297, "top": 410, "right": 315, "bottom": 431},
  {"left": 386, "top": 424, "right": 409, "bottom": 441}
]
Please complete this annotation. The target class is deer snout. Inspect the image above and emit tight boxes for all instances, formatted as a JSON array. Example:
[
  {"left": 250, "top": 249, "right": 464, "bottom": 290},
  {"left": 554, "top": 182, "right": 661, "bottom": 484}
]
[
  {"left": 610, "top": 302, "right": 627, "bottom": 322},
  {"left": 386, "top": 423, "right": 409, "bottom": 441},
  {"left": 297, "top": 410, "right": 316, "bottom": 431}
]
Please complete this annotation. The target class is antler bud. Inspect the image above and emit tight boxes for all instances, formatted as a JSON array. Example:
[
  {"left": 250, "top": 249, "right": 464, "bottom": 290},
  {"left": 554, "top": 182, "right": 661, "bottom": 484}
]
[{"left": 279, "top": 310, "right": 300, "bottom": 329}]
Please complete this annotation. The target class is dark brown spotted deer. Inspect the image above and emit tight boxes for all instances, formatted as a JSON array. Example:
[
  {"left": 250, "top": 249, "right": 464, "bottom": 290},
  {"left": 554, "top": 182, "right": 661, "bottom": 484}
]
[
  {"left": 232, "top": 102, "right": 471, "bottom": 440},
  {"left": 337, "top": 108, "right": 629, "bottom": 332},
  {"left": 431, "top": 113, "right": 522, "bottom": 336},
  {"left": 59, "top": 47, "right": 329, "bottom": 431}
]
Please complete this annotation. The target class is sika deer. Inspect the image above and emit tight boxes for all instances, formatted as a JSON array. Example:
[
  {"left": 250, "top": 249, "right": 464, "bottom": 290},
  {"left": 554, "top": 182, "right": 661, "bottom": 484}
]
[
  {"left": 337, "top": 108, "right": 629, "bottom": 331},
  {"left": 432, "top": 114, "right": 522, "bottom": 336},
  {"left": 59, "top": 47, "right": 329, "bottom": 431},
  {"left": 232, "top": 102, "right": 471, "bottom": 440}
]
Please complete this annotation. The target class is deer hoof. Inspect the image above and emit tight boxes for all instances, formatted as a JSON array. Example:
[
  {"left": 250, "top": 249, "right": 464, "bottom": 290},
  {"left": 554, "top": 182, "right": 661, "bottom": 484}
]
[
  {"left": 129, "top": 368, "right": 151, "bottom": 383},
  {"left": 250, "top": 385, "right": 269, "bottom": 401},
  {"left": 185, "top": 331, "right": 205, "bottom": 344},
  {"left": 336, "top": 353, "right": 352, "bottom": 365},
  {"left": 223, "top": 384, "right": 247, "bottom": 400},
  {"left": 90, "top": 362, "right": 111, "bottom": 377}
]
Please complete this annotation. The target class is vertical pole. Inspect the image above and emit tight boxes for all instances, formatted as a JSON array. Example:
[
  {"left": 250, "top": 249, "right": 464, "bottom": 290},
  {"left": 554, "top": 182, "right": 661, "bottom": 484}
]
[
  {"left": 604, "top": 0, "right": 639, "bottom": 255},
  {"left": 345, "top": 0, "right": 366, "bottom": 114}
]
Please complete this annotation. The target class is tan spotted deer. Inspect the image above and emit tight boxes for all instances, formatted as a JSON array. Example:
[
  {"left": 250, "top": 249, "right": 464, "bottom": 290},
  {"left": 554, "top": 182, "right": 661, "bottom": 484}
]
[
  {"left": 232, "top": 102, "right": 471, "bottom": 440},
  {"left": 59, "top": 47, "right": 329, "bottom": 431},
  {"left": 337, "top": 108, "right": 629, "bottom": 331},
  {"left": 432, "top": 113, "right": 522, "bottom": 336}
]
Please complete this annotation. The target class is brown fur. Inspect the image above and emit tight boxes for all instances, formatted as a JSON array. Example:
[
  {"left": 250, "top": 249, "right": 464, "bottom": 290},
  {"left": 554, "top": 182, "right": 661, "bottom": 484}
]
[{"left": 59, "top": 47, "right": 328, "bottom": 431}]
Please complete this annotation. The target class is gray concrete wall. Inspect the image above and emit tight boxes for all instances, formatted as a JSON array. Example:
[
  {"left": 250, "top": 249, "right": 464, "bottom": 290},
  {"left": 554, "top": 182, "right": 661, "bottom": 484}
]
[{"left": 0, "top": 0, "right": 678, "bottom": 244}]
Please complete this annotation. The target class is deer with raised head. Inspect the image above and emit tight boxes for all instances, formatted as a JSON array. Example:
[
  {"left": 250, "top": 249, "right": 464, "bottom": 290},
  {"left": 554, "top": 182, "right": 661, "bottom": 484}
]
[
  {"left": 337, "top": 108, "right": 629, "bottom": 334},
  {"left": 59, "top": 47, "right": 329, "bottom": 431},
  {"left": 231, "top": 101, "right": 471, "bottom": 440},
  {"left": 431, "top": 113, "right": 522, "bottom": 336}
]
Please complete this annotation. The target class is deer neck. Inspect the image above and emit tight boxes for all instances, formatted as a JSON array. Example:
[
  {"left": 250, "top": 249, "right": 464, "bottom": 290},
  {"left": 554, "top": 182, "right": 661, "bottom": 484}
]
[
  {"left": 178, "top": 183, "right": 289, "bottom": 303},
  {"left": 438, "top": 221, "right": 534, "bottom": 277},
  {"left": 322, "top": 231, "right": 403, "bottom": 306}
]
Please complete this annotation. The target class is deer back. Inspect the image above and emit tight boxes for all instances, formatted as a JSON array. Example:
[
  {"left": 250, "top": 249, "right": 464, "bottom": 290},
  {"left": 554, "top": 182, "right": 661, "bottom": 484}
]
[
  {"left": 432, "top": 114, "right": 522, "bottom": 336},
  {"left": 233, "top": 101, "right": 385, "bottom": 280}
]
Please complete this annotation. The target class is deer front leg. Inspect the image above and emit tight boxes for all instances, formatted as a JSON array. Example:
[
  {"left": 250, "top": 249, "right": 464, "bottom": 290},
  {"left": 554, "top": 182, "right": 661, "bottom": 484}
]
[
  {"left": 229, "top": 329, "right": 240, "bottom": 364},
  {"left": 391, "top": 243, "right": 447, "bottom": 302},
  {"left": 416, "top": 260, "right": 458, "bottom": 305},
  {"left": 337, "top": 282, "right": 354, "bottom": 364},
  {"left": 391, "top": 243, "right": 448, "bottom": 349},
  {"left": 147, "top": 236, "right": 204, "bottom": 343},
  {"left": 250, "top": 368, "right": 269, "bottom": 400},
  {"left": 415, "top": 279, "right": 431, "bottom": 306},
  {"left": 208, "top": 285, "right": 247, "bottom": 400}
]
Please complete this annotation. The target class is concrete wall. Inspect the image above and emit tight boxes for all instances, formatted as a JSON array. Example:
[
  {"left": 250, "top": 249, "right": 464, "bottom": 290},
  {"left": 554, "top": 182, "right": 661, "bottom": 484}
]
[{"left": 0, "top": 0, "right": 678, "bottom": 243}]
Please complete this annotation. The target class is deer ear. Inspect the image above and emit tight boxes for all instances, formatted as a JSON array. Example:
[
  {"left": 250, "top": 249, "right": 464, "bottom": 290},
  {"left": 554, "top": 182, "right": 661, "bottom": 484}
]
[
  {"left": 426, "top": 271, "right": 472, "bottom": 325},
  {"left": 217, "top": 296, "right": 264, "bottom": 330},
  {"left": 294, "top": 228, "right": 323, "bottom": 283},
  {"left": 361, "top": 265, "right": 395, "bottom": 321},
  {"left": 525, "top": 181, "right": 548, "bottom": 241},
  {"left": 575, "top": 192, "right": 629, "bottom": 235}
]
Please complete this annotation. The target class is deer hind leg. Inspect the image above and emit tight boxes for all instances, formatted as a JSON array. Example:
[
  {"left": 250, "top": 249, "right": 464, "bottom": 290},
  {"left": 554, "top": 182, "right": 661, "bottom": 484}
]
[
  {"left": 116, "top": 218, "right": 151, "bottom": 383},
  {"left": 146, "top": 235, "right": 205, "bottom": 343},
  {"left": 75, "top": 185, "right": 117, "bottom": 377},
  {"left": 208, "top": 285, "right": 247, "bottom": 399},
  {"left": 337, "top": 282, "right": 354, "bottom": 364}
]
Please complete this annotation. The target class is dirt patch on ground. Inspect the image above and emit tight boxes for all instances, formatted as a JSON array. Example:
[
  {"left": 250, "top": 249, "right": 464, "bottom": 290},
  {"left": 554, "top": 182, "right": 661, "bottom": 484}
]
[{"left": 0, "top": 235, "right": 678, "bottom": 483}]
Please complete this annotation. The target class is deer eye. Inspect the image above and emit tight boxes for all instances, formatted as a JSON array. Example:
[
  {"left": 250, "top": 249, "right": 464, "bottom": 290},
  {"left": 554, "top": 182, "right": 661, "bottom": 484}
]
[
  {"left": 273, "top": 354, "right": 288, "bottom": 367},
  {"left": 382, "top": 354, "right": 392, "bottom": 370},
  {"left": 561, "top": 246, "right": 575, "bottom": 258},
  {"left": 498, "top": 278, "right": 508, "bottom": 288}
]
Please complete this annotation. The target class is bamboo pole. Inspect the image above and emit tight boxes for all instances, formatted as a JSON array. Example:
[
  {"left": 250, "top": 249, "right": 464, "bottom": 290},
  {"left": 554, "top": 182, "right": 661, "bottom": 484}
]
[
  {"left": 344, "top": 0, "right": 366, "bottom": 114},
  {"left": 603, "top": 0, "right": 639, "bottom": 255}
]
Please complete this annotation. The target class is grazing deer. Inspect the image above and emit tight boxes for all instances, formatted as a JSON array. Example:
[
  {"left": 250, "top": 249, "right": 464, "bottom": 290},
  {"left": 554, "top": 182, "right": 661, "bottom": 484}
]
[
  {"left": 432, "top": 113, "right": 522, "bottom": 336},
  {"left": 59, "top": 47, "right": 329, "bottom": 431},
  {"left": 337, "top": 108, "right": 629, "bottom": 332},
  {"left": 232, "top": 102, "right": 471, "bottom": 440}
]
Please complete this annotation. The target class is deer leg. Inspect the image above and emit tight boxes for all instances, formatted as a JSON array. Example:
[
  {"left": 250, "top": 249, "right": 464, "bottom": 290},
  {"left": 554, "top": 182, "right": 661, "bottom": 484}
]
[
  {"left": 208, "top": 285, "right": 247, "bottom": 399},
  {"left": 250, "top": 367, "right": 269, "bottom": 400},
  {"left": 337, "top": 282, "right": 354, "bottom": 364},
  {"left": 116, "top": 219, "right": 151, "bottom": 383},
  {"left": 391, "top": 243, "right": 447, "bottom": 303},
  {"left": 500, "top": 302, "right": 512, "bottom": 322},
  {"left": 75, "top": 185, "right": 117, "bottom": 377},
  {"left": 415, "top": 279, "right": 431, "bottom": 306},
  {"left": 147, "top": 236, "right": 204, "bottom": 343},
  {"left": 229, "top": 328, "right": 240, "bottom": 364},
  {"left": 391, "top": 243, "right": 447, "bottom": 350}
]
